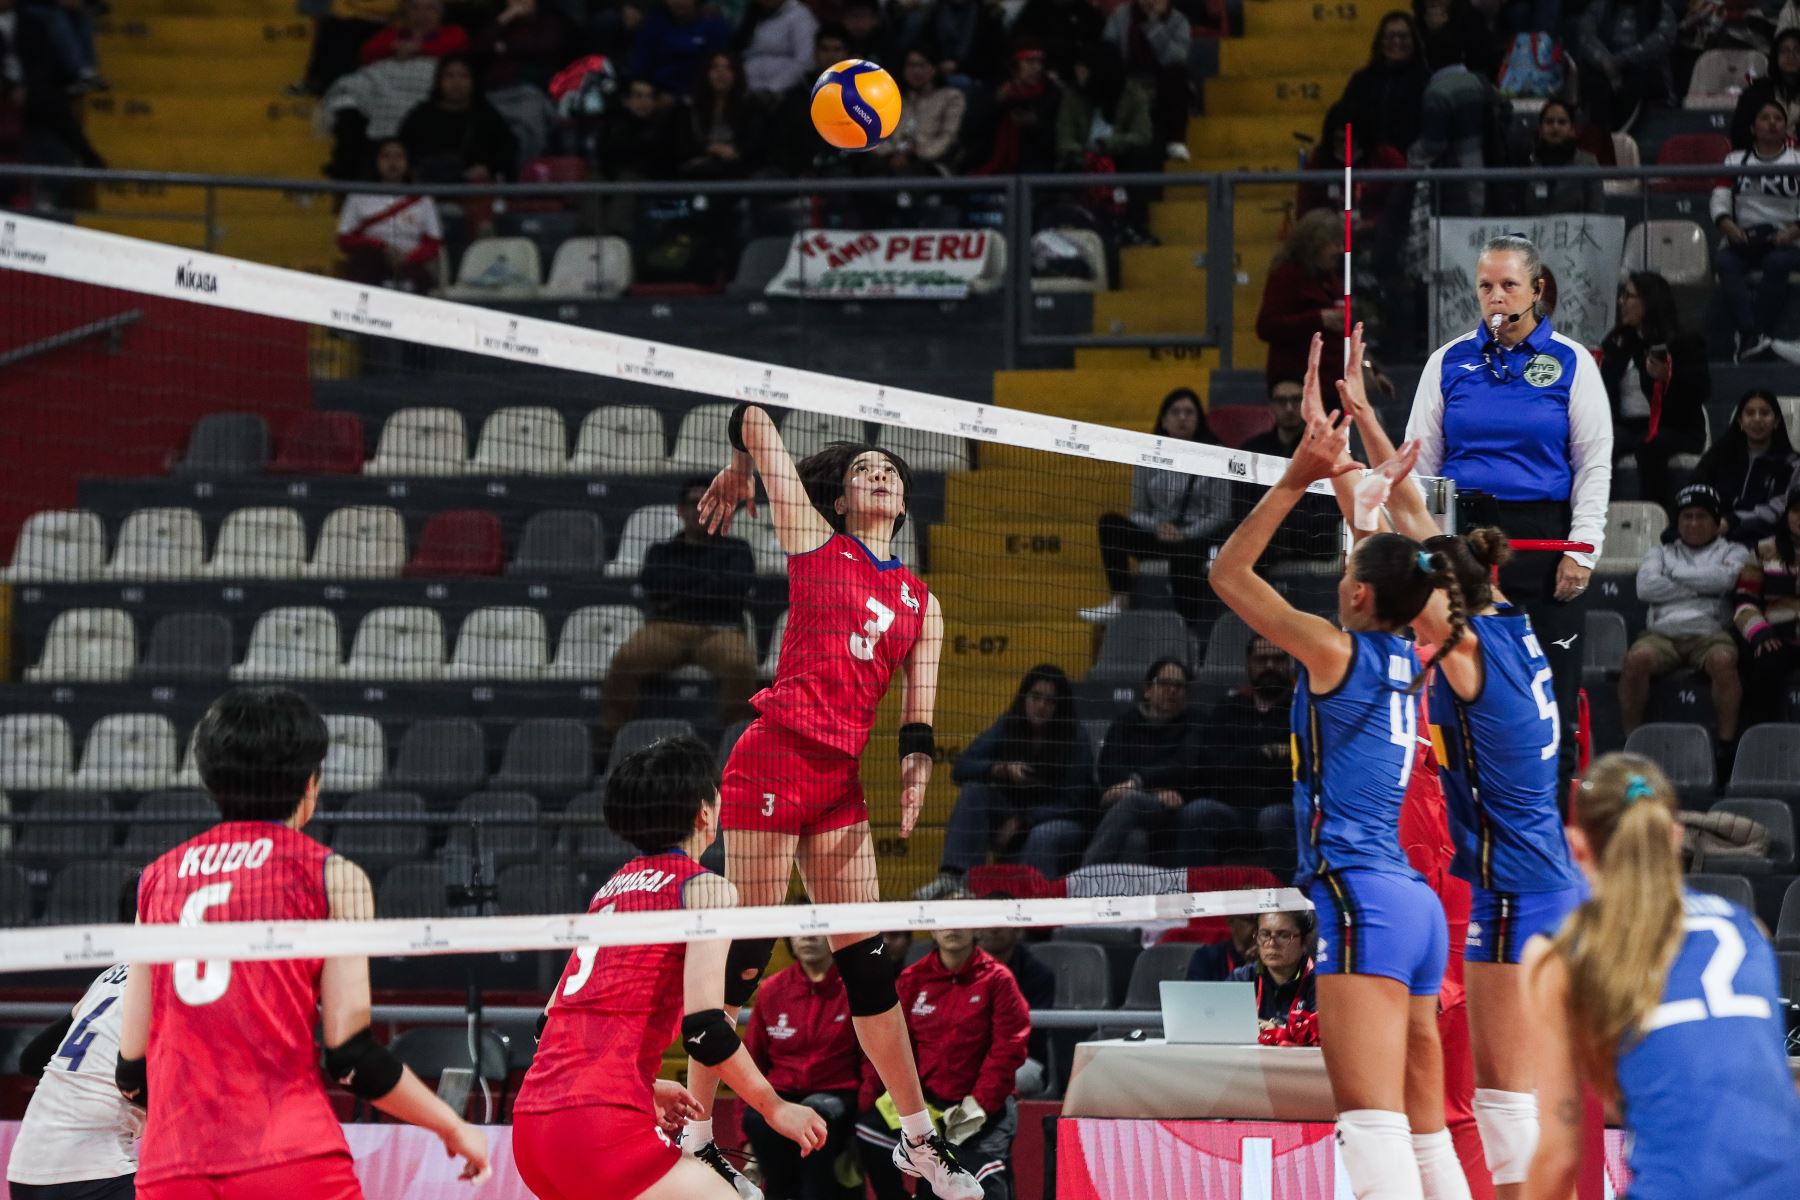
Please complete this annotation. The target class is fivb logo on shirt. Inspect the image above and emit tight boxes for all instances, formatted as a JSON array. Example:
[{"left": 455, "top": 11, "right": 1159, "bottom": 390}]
[
  {"left": 1523, "top": 354, "right": 1563, "bottom": 388},
  {"left": 900, "top": 582, "right": 920, "bottom": 612}
]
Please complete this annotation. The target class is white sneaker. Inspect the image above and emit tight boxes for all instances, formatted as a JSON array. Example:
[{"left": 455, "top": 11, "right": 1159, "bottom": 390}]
[
  {"left": 693, "top": 1140, "right": 763, "bottom": 1200},
  {"left": 893, "top": 1131, "right": 984, "bottom": 1200},
  {"left": 1078, "top": 597, "right": 1126, "bottom": 624},
  {"left": 1164, "top": 141, "right": 1191, "bottom": 162},
  {"left": 1771, "top": 338, "right": 1800, "bottom": 365}
]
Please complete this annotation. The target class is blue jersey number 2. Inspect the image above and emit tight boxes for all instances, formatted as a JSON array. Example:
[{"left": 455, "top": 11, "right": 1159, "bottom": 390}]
[{"left": 56, "top": 996, "right": 116, "bottom": 1072}]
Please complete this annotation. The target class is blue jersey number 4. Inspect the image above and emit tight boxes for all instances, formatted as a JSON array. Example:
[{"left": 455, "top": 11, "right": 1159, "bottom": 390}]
[{"left": 56, "top": 996, "right": 116, "bottom": 1072}]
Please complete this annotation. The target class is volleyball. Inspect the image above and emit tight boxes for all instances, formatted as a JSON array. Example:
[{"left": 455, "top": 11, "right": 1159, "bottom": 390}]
[{"left": 809, "top": 59, "right": 902, "bottom": 151}]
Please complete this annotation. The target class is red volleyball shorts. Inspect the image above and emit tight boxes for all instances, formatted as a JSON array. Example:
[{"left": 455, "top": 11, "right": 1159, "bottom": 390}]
[
  {"left": 721, "top": 718, "right": 868, "bottom": 836},
  {"left": 136, "top": 1153, "right": 363, "bottom": 1200},
  {"left": 514, "top": 1104, "right": 681, "bottom": 1200}
]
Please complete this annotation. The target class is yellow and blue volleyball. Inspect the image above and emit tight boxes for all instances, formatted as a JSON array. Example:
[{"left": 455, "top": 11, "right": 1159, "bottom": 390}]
[{"left": 809, "top": 59, "right": 902, "bottom": 151}]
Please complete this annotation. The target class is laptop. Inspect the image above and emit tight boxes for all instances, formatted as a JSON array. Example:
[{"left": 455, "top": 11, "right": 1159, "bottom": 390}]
[{"left": 1159, "top": 980, "right": 1261, "bottom": 1045}]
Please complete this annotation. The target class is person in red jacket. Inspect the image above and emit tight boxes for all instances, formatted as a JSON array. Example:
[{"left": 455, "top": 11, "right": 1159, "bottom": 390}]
[
  {"left": 1255, "top": 209, "right": 1347, "bottom": 403},
  {"left": 360, "top": 0, "right": 469, "bottom": 66},
  {"left": 853, "top": 918, "right": 1030, "bottom": 1200},
  {"left": 742, "top": 925, "right": 864, "bottom": 1200}
]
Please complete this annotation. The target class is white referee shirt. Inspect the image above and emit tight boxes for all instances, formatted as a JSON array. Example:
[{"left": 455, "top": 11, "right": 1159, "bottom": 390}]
[{"left": 7, "top": 964, "right": 142, "bottom": 1185}]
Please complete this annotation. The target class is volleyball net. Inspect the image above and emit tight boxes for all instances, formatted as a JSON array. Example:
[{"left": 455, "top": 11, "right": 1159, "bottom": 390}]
[{"left": 0, "top": 211, "right": 1461, "bottom": 975}]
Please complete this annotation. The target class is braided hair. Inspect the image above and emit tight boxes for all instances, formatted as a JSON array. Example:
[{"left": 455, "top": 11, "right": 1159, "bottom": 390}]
[{"left": 1351, "top": 532, "right": 1467, "bottom": 692}]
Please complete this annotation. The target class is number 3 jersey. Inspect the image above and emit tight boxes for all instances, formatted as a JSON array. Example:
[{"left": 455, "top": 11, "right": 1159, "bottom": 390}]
[
  {"left": 7, "top": 964, "right": 142, "bottom": 1186},
  {"left": 515, "top": 850, "right": 713, "bottom": 1117},
  {"left": 1428, "top": 608, "right": 1582, "bottom": 893},
  {"left": 753, "top": 532, "right": 929, "bottom": 756},
  {"left": 135, "top": 821, "right": 346, "bottom": 1184}
]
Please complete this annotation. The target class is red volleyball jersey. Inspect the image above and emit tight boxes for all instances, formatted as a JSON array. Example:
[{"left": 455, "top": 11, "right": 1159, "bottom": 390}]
[
  {"left": 135, "top": 821, "right": 347, "bottom": 1184},
  {"left": 514, "top": 850, "right": 712, "bottom": 1117},
  {"left": 754, "top": 532, "right": 929, "bottom": 756}
]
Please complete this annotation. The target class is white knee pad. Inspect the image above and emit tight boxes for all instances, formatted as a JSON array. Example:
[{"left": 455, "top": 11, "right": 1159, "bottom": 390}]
[
  {"left": 1472, "top": 1088, "right": 1540, "bottom": 1186},
  {"left": 1335, "top": 1109, "right": 1424, "bottom": 1200},
  {"left": 1411, "top": 1129, "right": 1473, "bottom": 1200}
]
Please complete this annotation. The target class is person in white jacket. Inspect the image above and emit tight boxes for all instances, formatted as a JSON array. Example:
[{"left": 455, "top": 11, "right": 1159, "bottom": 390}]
[
  {"left": 1711, "top": 99, "right": 1800, "bottom": 364},
  {"left": 1620, "top": 483, "right": 1752, "bottom": 762}
]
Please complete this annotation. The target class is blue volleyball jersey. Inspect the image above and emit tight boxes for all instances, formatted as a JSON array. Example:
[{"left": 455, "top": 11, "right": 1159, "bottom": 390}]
[
  {"left": 1435, "top": 319, "right": 1587, "bottom": 503},
  {"left": 1429, "top": 608, "right": 1583, "bottom": 893},
  {"left": 1291, "top": 631, "right": 1423, "bottom": 889},
  {"left": 1615, "top": 891, "right": 1800, "bottom": 1200}
]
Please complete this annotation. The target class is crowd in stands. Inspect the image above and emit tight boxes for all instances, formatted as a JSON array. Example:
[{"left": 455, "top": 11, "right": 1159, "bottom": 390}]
[{"left": 0, "top": 0, "right": 107, "bottom": 174}]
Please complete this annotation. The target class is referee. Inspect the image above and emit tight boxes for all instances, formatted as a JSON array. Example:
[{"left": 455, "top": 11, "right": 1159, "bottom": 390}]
[{"left": 1405, "top": 234, "right": 1613, "bottom": 788}]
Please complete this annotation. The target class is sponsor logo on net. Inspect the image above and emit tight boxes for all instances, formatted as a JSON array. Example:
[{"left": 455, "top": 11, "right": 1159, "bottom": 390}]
[
  {"left": 175, "top": 261, "right": 219, "bottom": 294},
  {"left": 859, "top": 390, "right": 903, "bottom": 422},
  {"left": 741, "top": 369, "right": 791, "bottom": 404},
  {"left": 0, "top": 220, "right": 48, "bottom": 266},
  {"left": 1140, "top": 438, "right": 1174, "bottom": 468},
  {"left": 620, "top": 345, "right": 675, "bottom": 382},
  {"left": 957, "top": 406, "right": 999, "bottom": 439},
  {"left": 480, "top": 318, "right": 543, "bottom": 359},
  {"left": 1055, "top": 423, "right": 1092, "bottom": 454},
  {"left": 330, "top": 290, "right": 396, "bottom": 333}
]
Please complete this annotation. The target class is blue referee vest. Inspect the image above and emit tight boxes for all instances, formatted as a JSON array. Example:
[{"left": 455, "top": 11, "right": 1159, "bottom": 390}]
[{"left": 1436, "top": 319, "right": 1586, "bottom": 503}]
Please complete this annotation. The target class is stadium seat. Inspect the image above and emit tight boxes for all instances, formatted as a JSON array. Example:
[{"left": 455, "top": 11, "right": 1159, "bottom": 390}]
[
  {"left": 1196, "top": 613, "right": 1255, "bottom": 689},
  {"left": 1207, "top": 406, "right": 1274, "bottom": 450},
  {"left": 606, "top": 505, "right": 681, "bottom": 578},
  {"left": 1597, "top": 502, "right": 1669, "bottom": 575},
  {"left": 1778, "top": 879, "right": 1800, "bottom": 950},
  {"left": 1623, "top": 220, "right": 1710, "bottom": 287},
  {"left": 1727, "top": 724, "right": 1800, "bottom": 800},
  {"left": 1604, "top": 132, "right": 1641, "bottom": 197},
  {"left": 172, "top": 734, "right": 202, "bottom": 790},
  {"left": 1779, "top": 397, "right": 1800, "bottom": 451},
  {"left": 388, "top": 1027, "right": 510, "bottom": 1088},
  {"left": 446, "top": 607, "right": 549, "bottom": 679},
  {"left": 1652, "top": 133, "right": 1732, "bottom": 191},
  {"left": 44, "top": 862, "right": 141, "bottom": 926},
  {"left": 547, "top": 604, "right": 644, "bottom": 679},
  {"left": 16, "top": 792, "right": 115, "bottom": 864},
  {"left": 1685, "top": 872, "right": 1755, "bottom": 909},
  {"left": 104, "top": 507, "right": 207, "bottom": 580},
  {"left": 446, "top": 791, "right": 543, "bottom": 866},
  {"left": 730, "top": 506, "right": 787, "bottom": 576},
  {"left": 669, "top": 404, "right": 736, "bottom": 471},
  {"left": 540, "top": 236, "right": 634, "bottom": 299},
  {"left": 322, "top": 715, "right": 387, "bottom": 794},
  {"left": 1622, "top": 722, "right": 1716, "bottom": 802},
  {"left": 175, "top": 412, "right": 269, "bottom": 477},
  {"left": 969, "top": 232, "right": 1008, "bottom": 296},
  {"left": 1708, "top": 797, "right": 1796, "bottom": 869},
  {"left": 497, "top": 863, "right": 583, "bottom": 915},
  {"left": 442, "top": 237, "right": 543, "bottom": 299},
  {"left": 306, "top": 506, "right": 408, "bottom": 578},
  {"left": 377, "top": 861, "right": 454, "bottom": 919},
  {"left": 1030, "top": 228, "right": 1110, "bottom": 294},
  {"left": 779, "top": 410, "right": 867, "bottom": 462},
  {"left": 508, "top": 510, "right": 606, "bottom": 577},
  {"left": 728, "top": 236, "right": 792, "bottom": 294},
  {"left": 230, "top": 606, "right": 342, "bottom": 680},
  {"left": 760, "top": 611, "right": 788, "bottom": 677},
  {"left": 71, "top": 714, "right": 178, "bottom": 791},
  {"left": 342, "top": 607, "right": 444, "bottom": 680},
  {"left": 1583, "top": 610, "right": 1629, "bottom": 686},
  {"left": 136, "top": 612, "right": 234, "bottom": 682},
  {"left": 119, "top": 790, "right": 218, "bottom": 864},
  {"left": 387, "top": 719, "right": 488, "bottom": 794},
  {"left": 875, "top": 426, "right": 972, "bottom": 473},
  {"left": 0, "top": 714, "right": 75, "bottom": 790},
  {"left": 1121, "top": 943, "right": 1198, "bottom": 1009},
  {"left": 332, "top": 791, "right": 430, "bottom": 867},
  {"left": 1684, "top": 48, "right": 1765, "bottom": 109},
  {"left": 492, "top": 719, "right": 594, "bottom": 796},
  {"left": 1091, "top": 611, "right": 1193, "bottom": 683},
  {"left": 3, "top": 510, "right": 107, "bottom": 581},
  {"left": 569, "top": 406, "right": 668, "bottom": 475},
  {"left": 24, "top": 608, "right": 137, "bottom": 682},
  {"left": 364, "top": 407, "right": 469, "bottom": 476},
  {"left": 205, "top": 507, "right": 308, "bottom": 579},
  {"left": 406, "top": 510, "right": 504, "bottom": 576},
  {"left": 606, "top": 718, "right": 696, "bottom": 773},
  {"left": 561, "top": 791, "right": 638, "bottom": 874},
  {"left": 1034, "top": 941, "right": 1112, "bottom": 1008},
  {"left": 0, "top": 793, "right": 11, "bottom": 856},
  {"left": 269, "top": 410, "right": 365, "bottom": 474},
  {"left": 469, "top": 406, "right": 568, "bottom": 476},
  {"left": 0, "top": 864, "right": 31, "bottom": 926}
]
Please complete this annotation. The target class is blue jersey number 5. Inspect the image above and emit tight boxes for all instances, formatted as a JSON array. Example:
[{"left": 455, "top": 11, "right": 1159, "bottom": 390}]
[{"left": 56, "top": 996, "right": 116, "bottom": 1072}]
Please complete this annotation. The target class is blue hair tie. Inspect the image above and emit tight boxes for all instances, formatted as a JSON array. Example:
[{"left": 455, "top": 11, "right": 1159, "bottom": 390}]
[
  {"left": 1417, "top": 551, "right": 1434, "bottom": 572},
  {"left": 1622, "top": 775, "right": 1653, "bottom": 806}
]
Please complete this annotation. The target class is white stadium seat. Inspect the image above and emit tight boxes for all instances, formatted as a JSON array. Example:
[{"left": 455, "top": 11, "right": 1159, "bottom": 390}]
[
  {"left": 321, "top": 714, "right": 387, "bottom": 793},
  {"left": 306, "top": 506, "right": 407, "bottom": 578},
  {"left": 206, "top": 507, "right": 308, "bottom": 579},
  {"left": 105, "top": 507, "right": 206, "bottom": 580},
  {"left": 547, "top": 604, "right": 644, "bottom": 679},
  {"left": 343, "top": 606, "right": 446, "bottom": 679},
  {"left": 442, "top": 237, "right": 543, "bottom": 299},
  {"left": 231, "top": 606, "right": 342, "bottom": 680},
  {"left": 606, "top": 504, "right": 682, "bottom": 578},
  {"left": 364, "top": 407, "right": 468, "bottom": 476},
  {"left": 570, "top": 406, "right": 668, "bottom": 475},
  {"left": 72, "top": 713, "right": 178, "bottom": 791},
  {"left": 469, "top": 406, "right": 568, "bottom": 475},
  {"left": 3, "top": 510, "right": 107, "bottom": 581},
  {"left": 669, "top": 404, "right": 736, "bottom": 471},
  {"left": 0, "top": 714, "right": 75, "bottom": 790},
  {"left": 446, "top": 607, "right": 549, "bottom": 679},
  {"left": 540, "top": 236, "right": 634, "bottom": 299},
  {"left": 25, "top": 608, "right": 137, "bottom": 682}
]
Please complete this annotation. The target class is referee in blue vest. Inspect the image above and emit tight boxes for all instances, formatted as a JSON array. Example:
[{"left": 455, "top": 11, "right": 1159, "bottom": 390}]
[{"left": 1405, "top": 234, "right": 1614, "bottom": 791}]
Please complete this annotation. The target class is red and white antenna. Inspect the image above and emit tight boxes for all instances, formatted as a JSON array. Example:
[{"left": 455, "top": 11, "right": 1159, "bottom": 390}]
[{"left": 1343, "top": 123, "right": 1354, "bottom": 372}]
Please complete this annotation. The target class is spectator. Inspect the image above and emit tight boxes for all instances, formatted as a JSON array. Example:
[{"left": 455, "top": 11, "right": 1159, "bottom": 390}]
[
  {"left": 866, "top": 49, "right": 968, "bottom": 175},
  {"left": 1408, "top": 40, "right": 1498, "bottom": 215},
  {"left": 630, "top": 0, "right": 732, "bottom": 97},
  {"left": 1413, "top": 0, "right": 1500, "bottom": 76},
  {"left": 680, "top": 50, "right": 766, "bottom": 177},
  {"left": 1575, "top": 0, "right": 1677, "bottom": 130},
  {"left": 742, "top": 921, "right": 863, "bottom": 1200},
  {"left": 975, "top": 925, "right": 1054, "bottom": 1096},
  {"left": 28, "top": 0, "right": 103, "bottom": 92},
  {"left": 768, "top": 27, "right": 852, "bottom": 177},
  {"left": 938, "top": 665, "right": 1097, "bottom": 882},
  {"left": 1732, "top": 489, "right": 1800, "bottom": 723},
  {"left": 855, "top": 918, "right": 1029, "bottom": 1200},
  {"left": 841, "top": 0, "right": 893, "bottom": 62},
  {"left": 1079, "top": 658, "right": 1242, "bottom": 870},
  {"left": 1510, "top": 98, "right": 1605, "bottom": 215},
  {"left": 300, "top": 0, "right": 399, "bottom": 95},
  {"left": 1054, "top": 45, "right": 1155, "bottom": 172},
  {"left": 1229, "top": 910, "right": 1318, "bottom": 1034},
  {"left": 736, "top": 0, "right": 819, "bottom": 96},
  {"left": 878, "top": 930, "right": 914, "bottom": 962},
  {"left": 360, "top": 0, "right": 469, "bottom": 66},
  {"left": 1698, "top": 389, "right": 1800, "bottom": 545},
  {"left": 1601, "top": 270, "right": 1710, "bottom": 510},
  {"left": 1185, "top": 913, "right": 1260, "bottom": 980},
  {"left": 1620, "top": 482, "right": 1751, "bottom": 764},
  {"left": 398, "top": 54, "right": 518, "bottom": 182},
  {"left": 1102, "top": 0, "right": 1193, "bottom": 162},
  {"left": 1239, "top": 377, "right": 1345, "bottom": 562},
  {"left": 1010, "top": 0, "right": 1105, "bottom": 82},
  {"left": 0, "top": 0, "right": 104, "bottom": 169},
  {"left": 975, "top": 47, "right": 1061, "bottom": 174},
  {"left": 924, "top": 0, "right": 1008, "bottom": 90},
  {"left": 1255, "top": 209, "right": 1347, "bottom": 402},
  {"left": 1078, "top": 388, "right": 1229, "bottom": 630},
  {"left": 1338, "top": 10, "right": 1430, "bottom": 157},
  {"left": 1239, "top": 378, "right": 1305, "bottom": 457},
  {"left": 595, "top": 76, "right": 692, "bottom": 183},
  {"left": 1201, "top": 637, "right": 1301, "bottom": 861},
  {"left": 334, "top": 139, "right": 444, "bottom": 292},
  {"left": 599, "top": 476, "right": 758, "bottom": 740},
  {"left": 1712, "top": 99, "right": 1800, "bottom": 364},
  {"left": 1295, "top": 102, "right": 1407, "bottom": 224},
  {"left": 1730, "top": 28, "right": 1800, "bottom": 151},
  {"left": 469, "top": 0, "right": 571, "bottom": 91}
]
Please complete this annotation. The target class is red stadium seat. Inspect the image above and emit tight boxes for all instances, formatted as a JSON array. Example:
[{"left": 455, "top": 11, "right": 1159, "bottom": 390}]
[
  {"left": 405, "top": 510, "right": 504, "bottom": 577},
  {"left": 1208, "top": 406, "right": 1274, "bottom": 449},
  {"left": 1652, "top": 133, "right": 1732, "bottom": 191},
  {"left": 270, "top": 411, "right": 365, "bottom": 475}
]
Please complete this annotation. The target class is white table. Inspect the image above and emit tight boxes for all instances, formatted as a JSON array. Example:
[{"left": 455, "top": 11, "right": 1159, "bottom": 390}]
[{"left": 1062, "top": 1039, "right": 1338, "bottom": 1122}]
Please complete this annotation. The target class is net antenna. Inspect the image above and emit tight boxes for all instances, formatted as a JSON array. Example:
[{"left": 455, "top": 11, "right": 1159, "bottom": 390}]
[{"left": 1344, "top": 123, "right": 1354, "bottom": 372}]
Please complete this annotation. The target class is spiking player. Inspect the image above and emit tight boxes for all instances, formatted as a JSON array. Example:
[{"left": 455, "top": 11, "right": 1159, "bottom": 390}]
[
  {"left": 118, "top": 686, "right": 488, "bottom": 1200},
  {"left": 685, "top": 404, "right": 981, "bottom": 1200},
  {"left": 512, "top": 735, "right": 827, "bottom": 1200}
]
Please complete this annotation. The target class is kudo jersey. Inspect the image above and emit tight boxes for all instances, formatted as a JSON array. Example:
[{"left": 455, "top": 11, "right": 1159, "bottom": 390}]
[{"left": 8, "top": 963, "right": 142, "bottom": 1185}]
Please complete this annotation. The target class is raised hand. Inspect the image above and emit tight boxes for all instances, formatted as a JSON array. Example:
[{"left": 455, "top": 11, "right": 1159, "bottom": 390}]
[
  {"left": 1335, "top": 322, "right": 1373, "bottom": 420},
  {"left": 698, "top": 465, "right": 757, "bottom": 535},
  {"left": 1284, "top": 410, "right": 1363, "bottom": 487}
]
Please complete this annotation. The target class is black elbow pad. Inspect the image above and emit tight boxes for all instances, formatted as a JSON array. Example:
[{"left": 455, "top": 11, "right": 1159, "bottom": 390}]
[
  {"left": 116, "top": 1054, "right": 148, "bottom": 1109},
  {"left": 681, "top": 1009, "right": 742, "bottom": 1067},
  {"left": 323, "top": 1027, "right": 406, "bottom": 1100}
]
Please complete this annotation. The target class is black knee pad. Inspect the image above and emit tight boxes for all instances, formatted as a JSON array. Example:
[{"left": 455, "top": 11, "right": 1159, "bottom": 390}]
[
  {"left": 724, "top": 937, "right": 777, "bottom": 1007},
  {"left": 832, "top": 934, "right": 900, "bottom": 1016}
]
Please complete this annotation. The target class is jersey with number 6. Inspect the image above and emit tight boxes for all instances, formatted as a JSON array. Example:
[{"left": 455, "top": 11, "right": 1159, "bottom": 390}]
[
  {"left": 752, "top": 532, "right": 928, "bottom": 756},
  {"left": 1615, "top": 891, "right": 1800, "bottom": 1200},
  {"left": 135, "top": 821, "right": 346, "bottom": 1185},
  {"left": 1428, "top": 608, "right": 1583, "bottom": 893},
  {"left": 514, "top": 850, "right": 712, "bottom": 1117}
]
